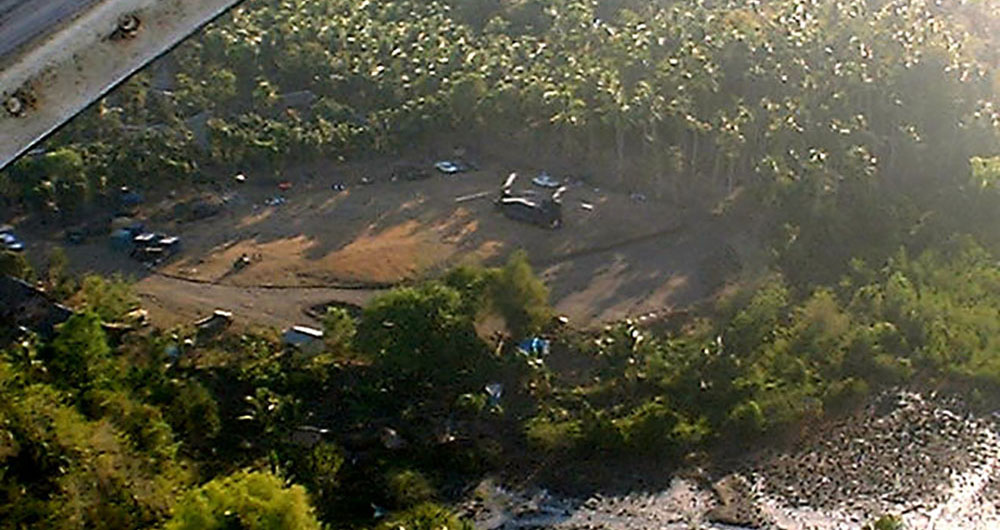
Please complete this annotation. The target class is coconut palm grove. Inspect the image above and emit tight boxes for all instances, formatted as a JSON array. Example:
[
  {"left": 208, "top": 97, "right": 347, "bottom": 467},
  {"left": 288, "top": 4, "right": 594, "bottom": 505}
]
[{"left": 6, "top": 0, "right": 1000, "bottom": 528}]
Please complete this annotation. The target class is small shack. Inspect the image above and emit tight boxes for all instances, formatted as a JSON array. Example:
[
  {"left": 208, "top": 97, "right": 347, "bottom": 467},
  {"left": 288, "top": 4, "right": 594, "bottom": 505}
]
[
  {"left": 159, "top": 236, "right": 181, "bottom": 252},
  {"left": 288, "top": 425, "right": 330, "bottom": 448},
  {"left": 132, "top": 232, "right": 159, "bottom": 248},
  {"left": 195, "top": 310, "right": 233, "bottom": 337},
  {"left": 283, "top": 325, "right": 324, "bottom": 354}
]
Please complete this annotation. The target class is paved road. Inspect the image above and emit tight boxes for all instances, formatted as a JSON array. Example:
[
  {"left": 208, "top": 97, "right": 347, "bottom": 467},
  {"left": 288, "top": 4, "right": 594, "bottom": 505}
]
[{"left": 0, "top": 0, "right": 102, "bottom": 61}]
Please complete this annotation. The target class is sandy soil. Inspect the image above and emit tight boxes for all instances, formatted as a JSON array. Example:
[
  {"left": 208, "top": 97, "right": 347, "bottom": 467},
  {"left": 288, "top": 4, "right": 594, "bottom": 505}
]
[{"left": 18, "top": 153, "right": 755, "bottom": 331}]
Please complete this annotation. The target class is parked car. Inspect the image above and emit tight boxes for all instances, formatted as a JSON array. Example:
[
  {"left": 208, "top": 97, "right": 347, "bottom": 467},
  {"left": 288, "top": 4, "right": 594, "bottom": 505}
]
[
  {"left": 132, "top": 246, "right": 166, "bottom": 264},
  {"left": 0, "top": 226, "right": 24, "bottom": 252},
  {"left": 435, "top": 161, "right": 461, "bottom": 174},
  {"left": 132, "top": 232, "right": 162, "bottom": 248},
  {"left": 435, "top": 160, "right": 474, "bottom": 174},
  {"left": 1, "top": 233, "right": 24, "bottom": 252}
]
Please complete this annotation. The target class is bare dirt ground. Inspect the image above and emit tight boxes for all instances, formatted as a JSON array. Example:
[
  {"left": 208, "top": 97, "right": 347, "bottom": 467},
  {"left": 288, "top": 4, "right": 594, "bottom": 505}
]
[{"left": 20, "top": 153, "right": 755, "bottom": 330}]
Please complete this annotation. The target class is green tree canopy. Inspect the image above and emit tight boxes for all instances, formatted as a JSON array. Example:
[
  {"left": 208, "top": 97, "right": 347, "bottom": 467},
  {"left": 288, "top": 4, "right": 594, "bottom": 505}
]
[
  {"left": 357, "top": 283, "right": 486, "bottom": 382},
  {"left": 45, "top": 310, "right": 115, "bottom": 392},
  {"left": 489, "top": 250, "right": 552, "bottom": 337},
  {"left": 165, "top": 471, "right": 322, "bottom": 530}
]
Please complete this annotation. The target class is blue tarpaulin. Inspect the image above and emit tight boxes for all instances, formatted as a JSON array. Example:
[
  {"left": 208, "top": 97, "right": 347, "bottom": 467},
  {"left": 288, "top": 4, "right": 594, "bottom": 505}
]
[{"left": 517, "top": 337, "right": 550, "bottom": 356}]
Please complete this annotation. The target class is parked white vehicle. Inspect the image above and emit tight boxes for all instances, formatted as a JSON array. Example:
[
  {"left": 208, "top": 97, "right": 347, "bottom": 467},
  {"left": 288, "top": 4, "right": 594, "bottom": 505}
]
[{"left": 1, "top": 229, "right": 24, "bottom": 252}]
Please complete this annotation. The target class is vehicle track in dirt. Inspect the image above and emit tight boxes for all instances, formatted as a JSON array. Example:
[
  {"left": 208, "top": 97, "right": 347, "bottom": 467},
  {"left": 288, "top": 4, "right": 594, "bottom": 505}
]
[
  {"left": 135, "top": 217, "right": 700, "bottom": 329},
  {"left": 148, "top": 219, "right": 691, "bottom": 291}
]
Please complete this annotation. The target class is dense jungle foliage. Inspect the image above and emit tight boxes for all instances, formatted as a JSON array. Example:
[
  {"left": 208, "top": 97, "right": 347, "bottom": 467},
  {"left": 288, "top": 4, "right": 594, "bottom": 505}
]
[{"left": 7, "top": 0, "right": 1000, "bottom": 527}]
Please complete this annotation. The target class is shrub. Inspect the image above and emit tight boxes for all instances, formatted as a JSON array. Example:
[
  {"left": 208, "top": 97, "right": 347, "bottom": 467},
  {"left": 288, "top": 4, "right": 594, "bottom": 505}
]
[
  {"left": 386, "top": 469, "right": 436, "bottom": 509},
  {"left": 823, "top": 377, "right": 871, "bottom": 416},
  {"left": 490, "top": 251, "right": 551, "bottom": 337},
  {"left": 78, "top": 274, "right": 139, "bottom": 322},
  {"left": 866, "top": 514, "right": 905, "bottom": 530},
  {"left": 46, "top": 311, "right": 115, "bottom": 392},
  {"left": 725, "top": 400, "right": 766, "bottom": 439},
  {"left": 525, "top": 415, "right": 582, "bottom": 452},
  {"left": 165, "top": 471, "right": 322, "bottom": 530},
  {"left": 356, "top": 283, "right": 487, "bottom": 383},
  {"left": 618, "top": 400, "right": 682, "bottom": 454},
  {"left": 376, "top": 502, "right": 471, "bottom": 530},
  {"left": 162, "top": 379, "right": 221, "bottom": 447},
  {"left": 0, "top": 250, "right": 33, "bottom": 280},
  {"left": 322, "top": 306, "right": 357, "bottom": 354}
]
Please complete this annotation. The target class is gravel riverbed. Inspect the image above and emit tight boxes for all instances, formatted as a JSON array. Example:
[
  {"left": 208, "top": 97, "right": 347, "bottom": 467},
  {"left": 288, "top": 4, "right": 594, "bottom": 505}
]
[{"left": 461, "top": 391, "right": 1000, "bottom": 529}]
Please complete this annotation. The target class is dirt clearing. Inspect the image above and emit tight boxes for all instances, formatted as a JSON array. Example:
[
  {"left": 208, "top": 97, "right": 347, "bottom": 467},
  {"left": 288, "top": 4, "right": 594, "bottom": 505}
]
[{"left": 23, "top": 154, "right": 755, "bottom": 330}]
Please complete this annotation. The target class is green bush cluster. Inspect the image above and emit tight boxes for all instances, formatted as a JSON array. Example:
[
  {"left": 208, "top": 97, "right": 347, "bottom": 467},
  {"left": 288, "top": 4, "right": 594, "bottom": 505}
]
[{"left": 520, "top": 240, "right": 1000, "bottom": 459}]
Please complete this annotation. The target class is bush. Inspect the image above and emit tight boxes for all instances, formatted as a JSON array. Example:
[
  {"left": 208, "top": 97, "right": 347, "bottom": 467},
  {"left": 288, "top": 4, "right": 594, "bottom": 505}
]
[
  {"left": 618, "top": 400, "right": 682, "bottom": 454},
  {"left": 490, "top": 251, "right": 551, "bottom": 337},
  {"left": 162, "top": 379, "right": 221, "bottom": 447},
  {"left": 45, "top": 311, "right": 115, "bottom": 392},
  {"left": 77, "top": 274, "right": 139, "bottom": 322},
  {"left": 376, "top": 502, "right": 471, "bottom": 530},
  {"left": 577, "top": 408, "right": 626, "bottom": 454},
  {"left": 724, "top": 276, "right": 789, "bottom": 355},
  {"left": 45, "top": 247, "right": 76, "bottom": 300},
  {"left": 286, "top": 442, "right": 344, "bottom": 521},
  {"left": 86, "top": 389, "right": 176, "bottom": 460},
  {"left": 356, "top": 283, "right": 487, "bottom": 383},
  {"left": 866, "top": 514, "right": 904, "bottom": 530},
  {"left": 823, "top": 377, "right": 871, "bottom": 416},
  {"left": 725, "top": 400, "right": 766, "bottom": 439},
  {"left": 165, "top": 471, "right": 322, "bottom": 530},
  {"left": 322, "top": 306, "right": 356, "bottom": 354},
  {"left": 525, "top": 415, "right": 582, "bottom": 452},
  {"left": 443, "top": 264, "right": 493, "bottom": 318},
  {"left": 386, "top": 469, "right": 436, "bottom": 509},
  {"left": 0, "top": 250, "right": 33, "bottom": 280}
]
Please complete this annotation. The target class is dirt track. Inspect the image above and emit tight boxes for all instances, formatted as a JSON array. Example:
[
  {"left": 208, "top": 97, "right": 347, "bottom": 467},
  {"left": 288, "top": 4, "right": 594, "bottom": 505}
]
[{"left": 135, "top": 274, "right": 376, "bottom": 330}]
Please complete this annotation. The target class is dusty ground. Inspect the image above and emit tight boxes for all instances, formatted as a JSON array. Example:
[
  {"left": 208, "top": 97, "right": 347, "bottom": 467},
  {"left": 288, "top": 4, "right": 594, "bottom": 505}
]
[{"left": 19, "top": 153, "right": 754, "bottom": 330}]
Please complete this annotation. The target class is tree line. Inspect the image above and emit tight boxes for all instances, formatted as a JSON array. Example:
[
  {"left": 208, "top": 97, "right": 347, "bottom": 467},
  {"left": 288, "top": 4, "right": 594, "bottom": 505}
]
[{"left": 5, "top": 0, "right": 1000, "bottom": 527}]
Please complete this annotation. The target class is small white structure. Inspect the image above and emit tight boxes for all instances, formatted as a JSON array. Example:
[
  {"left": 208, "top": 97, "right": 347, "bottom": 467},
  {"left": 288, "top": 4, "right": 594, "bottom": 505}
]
[
  {"left": 283, "top": 325, "right": 325, "bottom": 354},
  {"left": 288, "top": 425, "right": 330, "bottom": 448},
  {"left": 195, "top": 309, "right": 233, "bottom": 336}
]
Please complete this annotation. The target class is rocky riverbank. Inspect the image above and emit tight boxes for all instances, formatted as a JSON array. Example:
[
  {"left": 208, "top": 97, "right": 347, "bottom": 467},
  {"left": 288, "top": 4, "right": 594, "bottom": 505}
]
[{"left": 460, "top": 391, "right": 1000, "bottom": 529}]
